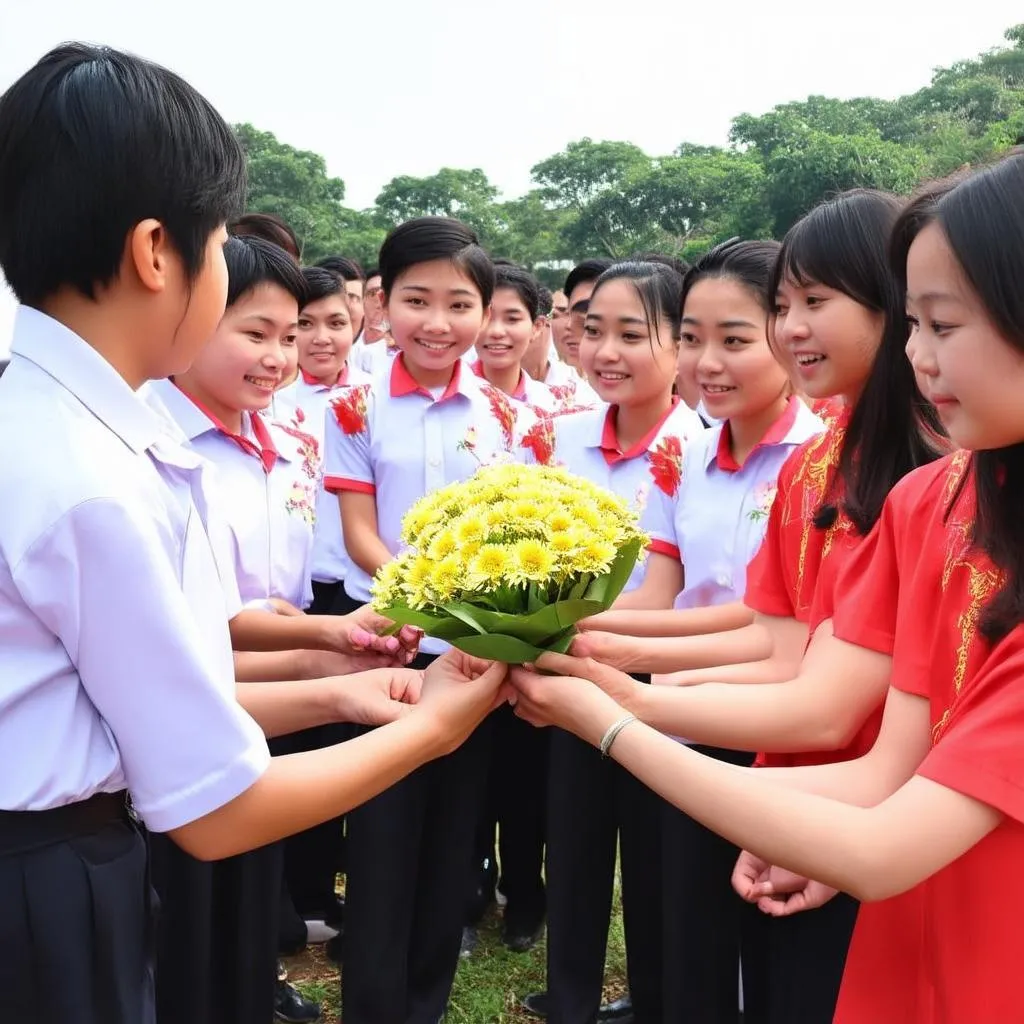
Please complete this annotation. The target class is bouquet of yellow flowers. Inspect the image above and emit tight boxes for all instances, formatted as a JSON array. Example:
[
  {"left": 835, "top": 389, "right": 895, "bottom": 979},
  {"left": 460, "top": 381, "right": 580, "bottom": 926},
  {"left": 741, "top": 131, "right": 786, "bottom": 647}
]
[{"left": 371, "top": 463, "right": 648, "bottom": 662}]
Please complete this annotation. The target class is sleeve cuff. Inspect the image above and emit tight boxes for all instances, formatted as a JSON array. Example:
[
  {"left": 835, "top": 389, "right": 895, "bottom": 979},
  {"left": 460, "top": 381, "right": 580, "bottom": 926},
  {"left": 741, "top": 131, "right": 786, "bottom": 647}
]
[
  {"left": 324, "top": 475, "right": 375, "bottom": 496},
  {"left": 648, "top": 539, "right": 681, "bottom": 561}
]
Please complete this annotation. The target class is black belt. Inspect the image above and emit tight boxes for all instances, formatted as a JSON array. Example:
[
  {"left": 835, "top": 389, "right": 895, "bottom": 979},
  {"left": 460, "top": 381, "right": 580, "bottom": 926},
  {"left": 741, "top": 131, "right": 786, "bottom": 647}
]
[{"left": 0, "top": 791, "right": 130, "bottom": 857}]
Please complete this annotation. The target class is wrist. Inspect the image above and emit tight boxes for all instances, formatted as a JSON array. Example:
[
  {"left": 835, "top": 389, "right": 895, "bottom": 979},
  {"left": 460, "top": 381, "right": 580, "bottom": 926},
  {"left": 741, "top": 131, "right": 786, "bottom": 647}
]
[
  {"left": 627, "top": 680, "right": 652, "bottom": 724},
  {"left": 311, "top": 613, "right": 346, "bottom": 653}
]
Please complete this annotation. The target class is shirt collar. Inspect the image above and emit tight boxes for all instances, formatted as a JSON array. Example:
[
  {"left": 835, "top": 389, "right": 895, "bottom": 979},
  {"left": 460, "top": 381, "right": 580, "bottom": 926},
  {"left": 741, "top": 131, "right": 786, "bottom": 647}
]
[
  {"left": 154, "top": 378, "right": 279, "bottom": 473},
  {"left": 9, "top": 305, "right": 165, "bottom": 455},
  {"left": 389, "top": 354, "right": 469, "bottom": 403},
  {"left": 593, "top": 398, "right": 681, "bottom": 466},
  {"left": 300, "top": 363, "right": 349, "bottom": 389},
  {"left": 707, "top": 394, "right": 803, "bottom": 472},
  {"left": 471, "top": 359, "right": 529, "bottom": 401}
]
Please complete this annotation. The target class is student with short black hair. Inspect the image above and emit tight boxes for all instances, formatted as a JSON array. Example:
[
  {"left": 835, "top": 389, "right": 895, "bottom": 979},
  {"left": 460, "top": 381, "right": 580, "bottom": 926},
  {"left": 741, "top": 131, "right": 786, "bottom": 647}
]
[
  {"left": 0, "top": 45, "right": 508, "bottom": 1024},
  {"left": 317, "top": 254, "right": 366, "bottom": 339},
  {"left": 325, "top": 216, "right": 537, "bottom": 1024},
  {"left": 471, "top": 263, "right": 563, "bottom": 413}
]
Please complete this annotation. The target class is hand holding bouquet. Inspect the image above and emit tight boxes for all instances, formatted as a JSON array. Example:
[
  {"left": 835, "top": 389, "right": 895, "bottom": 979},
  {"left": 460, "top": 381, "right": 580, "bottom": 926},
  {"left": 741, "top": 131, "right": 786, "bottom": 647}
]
[{"left": 371, "top": 463, "right": 647, "bottom": 662}]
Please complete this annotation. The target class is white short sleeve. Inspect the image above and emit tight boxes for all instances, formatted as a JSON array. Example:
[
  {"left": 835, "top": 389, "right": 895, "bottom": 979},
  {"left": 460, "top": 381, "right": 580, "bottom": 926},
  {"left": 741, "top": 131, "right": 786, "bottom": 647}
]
[
  {"left": 323, "top": 387, "right": 375, "bottom": 495},
  {"left": 14, "top": 497, "right": 270, "bottom": 832}
]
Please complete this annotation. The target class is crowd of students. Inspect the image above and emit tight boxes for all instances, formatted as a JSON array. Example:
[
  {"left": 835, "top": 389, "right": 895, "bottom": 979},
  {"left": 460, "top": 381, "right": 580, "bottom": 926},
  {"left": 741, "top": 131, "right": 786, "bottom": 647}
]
[{"left": 3, "top": 40, "right": 1024, "bottom": 1024}]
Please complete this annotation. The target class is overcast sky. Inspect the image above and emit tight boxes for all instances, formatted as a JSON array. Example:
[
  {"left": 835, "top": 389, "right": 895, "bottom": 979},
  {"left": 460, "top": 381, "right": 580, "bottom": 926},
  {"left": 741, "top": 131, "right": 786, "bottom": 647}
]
[{"left": 1, "top": 0, "right": 1021, "bottom": 352}]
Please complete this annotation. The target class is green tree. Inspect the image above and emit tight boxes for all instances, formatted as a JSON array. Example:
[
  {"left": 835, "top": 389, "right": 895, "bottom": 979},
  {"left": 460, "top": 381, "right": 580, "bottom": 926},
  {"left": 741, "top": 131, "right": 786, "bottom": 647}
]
[
  {"left": 234, "top": 123, "right": 349, "bottom": 262},
  {"left": 374, "top": 168, "right": 499, "bottom": 240},
  {"left": 489, "top": 190, "right": 571, "bottom": 268}
]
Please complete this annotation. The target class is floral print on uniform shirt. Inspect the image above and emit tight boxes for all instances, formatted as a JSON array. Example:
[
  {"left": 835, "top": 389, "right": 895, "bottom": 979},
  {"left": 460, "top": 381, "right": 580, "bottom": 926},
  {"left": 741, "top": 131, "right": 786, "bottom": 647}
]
[
  {"left": 748, "top": 481, "right": 778, "bottom": 522},
  {"left": 331, "top": 384, "right": 371, "bottom": 435},
  {"left": 520, "top": 414, "right": 556, "bottom": 465},
  {"left": 480, "top": 385, "right": 518, "bottom": 450},
  {"left": 648, "top": 435, "right": 684, "bottom": 498}
]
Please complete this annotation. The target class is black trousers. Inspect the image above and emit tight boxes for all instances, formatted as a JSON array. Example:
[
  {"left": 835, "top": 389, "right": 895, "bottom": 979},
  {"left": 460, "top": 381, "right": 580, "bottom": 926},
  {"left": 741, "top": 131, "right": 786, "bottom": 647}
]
[
  {"left": 545, "top": 706, "right": 663, "bottom": 1024},
  {"left": 273, "top": 578, "right": 363, "bottom": 923},
  {"left": 474, "top": 701, "right": 548, "bottom": 931},
  {"left": 742, "top": 886, "right": 859, "bottom": 1024},
  {"left": 342, "top": 652, "right": 494, "bottom": 1024},
  {"left": 149, "top": 832, "right": 282, "bottom": 1024},
  {"left": 0, "top": 815, "right": 154, "bottom": 1024},
  {"left": 662, "top": 745, "right": 756, "bottom": 1024}
]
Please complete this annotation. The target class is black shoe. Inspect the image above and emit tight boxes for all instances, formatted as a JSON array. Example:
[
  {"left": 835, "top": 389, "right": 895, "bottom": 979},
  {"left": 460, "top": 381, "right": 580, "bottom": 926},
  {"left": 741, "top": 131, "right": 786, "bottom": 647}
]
[
  {"left": 598, "top": 994, "right": 634, "bottom": 1022},
  {"left": 274, "top": 979, "right": 321, "bottom": 1023},
  {"left": 521, "top": 991, "right": 548, "bottom": 1018},
  {"left": 459, "top": 925, "right": 479, "bottom": 959},
  {"left": 502, "top": 920, "right": 544, "bottom": 953},
  {"left": 521, "top": 991, "right": 633, "bottom": 1022}
]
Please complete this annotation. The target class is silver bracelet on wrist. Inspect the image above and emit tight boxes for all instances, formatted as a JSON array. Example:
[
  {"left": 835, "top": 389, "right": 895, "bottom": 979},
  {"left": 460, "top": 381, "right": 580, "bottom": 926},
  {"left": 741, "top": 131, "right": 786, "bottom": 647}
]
[{"left": 599, "top": 714, "right": 637, "bottom": 757}]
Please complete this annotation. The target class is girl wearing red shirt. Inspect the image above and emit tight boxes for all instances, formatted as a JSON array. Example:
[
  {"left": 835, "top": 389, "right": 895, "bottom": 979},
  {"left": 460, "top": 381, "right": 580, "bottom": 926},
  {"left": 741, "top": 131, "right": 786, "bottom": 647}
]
[{"left": 511, "top": 152, "right": 1024, "bottom": 1024}]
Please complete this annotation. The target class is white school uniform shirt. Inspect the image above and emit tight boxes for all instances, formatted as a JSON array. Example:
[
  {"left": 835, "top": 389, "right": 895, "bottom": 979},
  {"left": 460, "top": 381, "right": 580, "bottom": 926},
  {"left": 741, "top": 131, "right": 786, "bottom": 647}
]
[
  {"left": 642, "top": 396, "right": 824, "bottom": 610},
  {"left": 271, "top": 366, "right": 374, "bottom": 590},
  {"left": 0, "top": 307, "right": 268, "bottom": 827},
  {"left": 540, "top": 400, "right": 705, "bottom": 592},
  {"left": 324, "top": 355, "right": 535, "bottom": 653},
  {"left": 144, "top": 379, "right": 319, "bottom": 611}
]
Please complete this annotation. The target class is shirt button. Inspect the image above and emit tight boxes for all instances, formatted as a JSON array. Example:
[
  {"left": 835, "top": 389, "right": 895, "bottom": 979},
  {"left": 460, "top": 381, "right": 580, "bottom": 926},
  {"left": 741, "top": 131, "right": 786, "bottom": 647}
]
[{"left": 716, "top": 572, "right": 731, "bottom": 587}]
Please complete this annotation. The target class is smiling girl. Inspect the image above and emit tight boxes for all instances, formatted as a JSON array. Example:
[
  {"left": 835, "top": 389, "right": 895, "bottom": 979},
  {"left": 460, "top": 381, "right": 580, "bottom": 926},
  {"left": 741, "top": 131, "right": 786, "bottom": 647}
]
[
  {"left": 323, "top": 217, "right": 535, "bottom": 1024},
  {"left": 511, "top": 151, "right": 1024, "bottom": 1024},
  {"left": 472, "top": 262, "right": 564, "bottom": 413},
  {"left": 520, "top": 261, "right": 704, "bottom": 1023},
  {"left": 605, "top": 241, "right": 824, "bottom": 1020}
]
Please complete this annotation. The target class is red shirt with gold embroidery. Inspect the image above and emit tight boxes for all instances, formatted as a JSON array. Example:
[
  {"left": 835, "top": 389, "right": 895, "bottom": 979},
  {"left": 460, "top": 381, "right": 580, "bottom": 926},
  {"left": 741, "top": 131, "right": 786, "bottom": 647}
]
[
  {"left": 832, "top": 453, "right": 1024, "bottom": 1022},
  {"left": 744, "top": 411, "right": 877, "bottom": 768},
  {"left": 744, "top": 414, "right": 851, "bottom": 625}
]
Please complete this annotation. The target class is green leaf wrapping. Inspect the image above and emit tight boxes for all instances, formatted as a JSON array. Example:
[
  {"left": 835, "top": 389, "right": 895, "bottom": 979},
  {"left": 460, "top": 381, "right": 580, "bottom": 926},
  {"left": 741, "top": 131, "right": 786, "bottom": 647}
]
[{"left": 377, "top": 538, "right": 643, "bottom": 662}]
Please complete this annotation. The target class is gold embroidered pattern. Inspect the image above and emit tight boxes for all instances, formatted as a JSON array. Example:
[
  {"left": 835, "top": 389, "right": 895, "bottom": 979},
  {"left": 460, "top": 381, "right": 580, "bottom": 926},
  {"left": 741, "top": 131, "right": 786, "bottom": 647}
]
[
  {"left": 781, "top": 423, "right": 846, "bottom": 609},
  {"left": 933, "top": 454, "right": 1001, "bottom": 742}
]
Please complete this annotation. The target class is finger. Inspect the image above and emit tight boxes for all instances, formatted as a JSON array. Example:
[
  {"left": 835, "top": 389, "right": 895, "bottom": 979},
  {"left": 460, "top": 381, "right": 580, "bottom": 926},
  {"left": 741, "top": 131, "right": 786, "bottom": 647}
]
[
  {"left": 397, "top": 625, "right": 422, "bottom": 647},
  {"left": 534, "top": 651, "right": 591, "bottom": 676}
]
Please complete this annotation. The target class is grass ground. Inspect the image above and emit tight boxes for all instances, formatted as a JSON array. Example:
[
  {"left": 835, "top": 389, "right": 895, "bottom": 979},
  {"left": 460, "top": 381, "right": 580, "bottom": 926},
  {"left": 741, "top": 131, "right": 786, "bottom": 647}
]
[{"left": 283, "top": 890, "right": 628, "bottom": 1023}]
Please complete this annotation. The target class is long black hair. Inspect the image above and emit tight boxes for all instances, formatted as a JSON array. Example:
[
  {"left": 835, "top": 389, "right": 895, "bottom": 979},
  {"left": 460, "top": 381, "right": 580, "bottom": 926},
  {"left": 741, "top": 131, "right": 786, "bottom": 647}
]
[
  {"left": 771, "top": 189, "right": 947, "bottom": 535},
  {"left": 891, "top": 154, "right": 1024, "bottom": 643}
]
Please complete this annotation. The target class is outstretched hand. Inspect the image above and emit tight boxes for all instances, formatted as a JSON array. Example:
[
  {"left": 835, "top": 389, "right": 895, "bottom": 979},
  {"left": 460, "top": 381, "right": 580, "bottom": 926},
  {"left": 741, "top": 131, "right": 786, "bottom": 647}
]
[
  {"left": 569, "top": 629, "right": 644, "bottom": 673},
  {"left": 418, "top": 649, "right": 510, "bottom": 755},
  {"left": 508, "top": 651, "right": 631, "bottom": 746},
  {"left": 329, "top": 605, "right": 422, "bottom": 665},
  {"left": 332, "top": 668, "right": 424, "bottom": 727}
]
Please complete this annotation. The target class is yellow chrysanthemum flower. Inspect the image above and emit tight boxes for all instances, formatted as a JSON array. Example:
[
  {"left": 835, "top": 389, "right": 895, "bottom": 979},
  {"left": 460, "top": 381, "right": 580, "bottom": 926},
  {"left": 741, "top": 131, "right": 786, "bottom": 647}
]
[
  {"left": 455, "top": 515, "right": 486, "bottom": 545},
  {"left": 575, "top": 539, "right": 617, "bottom": 574},
  {"left": 514, "top": 538, "right": 556, "bottom": 581},
  {"left": 470, "top": 544, "right": 513, "bottom": 585},
  {"left": 427, "top": 554, "right": 464, "bottom": 603},
  {"left": 427, "top": 530, "right": 457, "bottom": 561}
]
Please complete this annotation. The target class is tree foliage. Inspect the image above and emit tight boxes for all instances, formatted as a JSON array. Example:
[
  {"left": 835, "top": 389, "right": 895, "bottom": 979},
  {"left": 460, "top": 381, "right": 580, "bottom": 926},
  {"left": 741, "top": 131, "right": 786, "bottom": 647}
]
[{"left": 238, "top": 24, "right": 1024, "bottom": 268}]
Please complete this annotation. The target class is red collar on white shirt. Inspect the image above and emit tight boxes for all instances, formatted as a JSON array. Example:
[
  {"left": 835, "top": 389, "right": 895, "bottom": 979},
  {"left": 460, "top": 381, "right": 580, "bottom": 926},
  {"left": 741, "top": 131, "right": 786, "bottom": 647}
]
[
  {"left": 300, "top": 363, "right": 350, "bottom": 389},
  {"left": 390, "top": 354, "right": 465, "bottom": 403},
  {"left": 470, "top": 359, "right": 529, "bottom": 401},
  {"left": 172, "top": 382, "right": 278, "bottom": 473},
  {"left": 712, "top": 395, "right": 801, "bottom": 473},
  {"left": 594, "top": 398, "right": 680, "bottom": 466}
]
